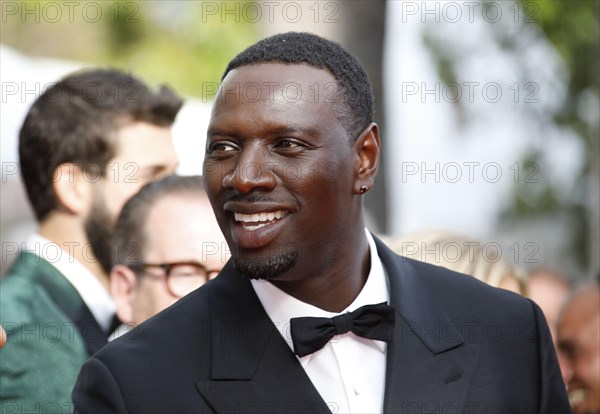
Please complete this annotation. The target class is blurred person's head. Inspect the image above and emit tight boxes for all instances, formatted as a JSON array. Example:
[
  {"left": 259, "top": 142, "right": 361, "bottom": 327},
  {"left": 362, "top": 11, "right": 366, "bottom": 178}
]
[
  {"left": 528, "top": 267, "right": 572, "bottom": 343},
  {"left": 110, "top": 175, "right": 227, "bottom": 326},
  {"left": 19, "top": 68, "right": 183, "bottom": 276},
  {"left": 387, "top": 230, "right": 526, "bottom": 294},
  {"left": 557, "top": 279, "right": 600, "bottom": 414}
]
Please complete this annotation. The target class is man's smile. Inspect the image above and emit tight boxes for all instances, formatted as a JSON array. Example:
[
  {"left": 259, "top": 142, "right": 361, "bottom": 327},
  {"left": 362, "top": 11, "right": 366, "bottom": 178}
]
[
  {"left": 234, "top": 210, "right": 289, "bottom": 230},
  {"left": 223, "top": 201, "right": 293, "bottom": 249}
]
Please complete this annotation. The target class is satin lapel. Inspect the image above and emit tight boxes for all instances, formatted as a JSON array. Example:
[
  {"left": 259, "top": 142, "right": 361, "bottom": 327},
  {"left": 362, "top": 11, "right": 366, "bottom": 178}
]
[
  {"left": 195, "top": 263, "right": 331, "bottom": 414},
  {"left": 14, "top": 251, "right": 109, "bottom": 355},
  {"left": 373, "top": 237, "right": 481, "bottom": 411}
]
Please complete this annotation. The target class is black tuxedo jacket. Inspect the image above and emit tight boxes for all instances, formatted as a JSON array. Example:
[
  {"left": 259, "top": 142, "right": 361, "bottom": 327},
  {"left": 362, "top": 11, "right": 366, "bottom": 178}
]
[{"left": 72, "top": 237, "right": 570, "bottom": 413}]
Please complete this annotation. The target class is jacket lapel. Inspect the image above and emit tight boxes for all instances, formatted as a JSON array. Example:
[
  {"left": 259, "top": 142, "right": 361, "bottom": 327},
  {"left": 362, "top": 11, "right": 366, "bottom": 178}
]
[
  {"left": 195, "top": 263, "right": 331, "bottom": 414},
  {"left": 373, "top": 237, "right": 480, "bottom": 411}
]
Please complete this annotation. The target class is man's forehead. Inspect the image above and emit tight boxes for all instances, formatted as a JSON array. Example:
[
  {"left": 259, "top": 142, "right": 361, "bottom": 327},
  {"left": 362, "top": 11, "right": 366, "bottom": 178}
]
[
  {"left": 221, "top": 62, "right": 337, "bottom": 91},
  {"left": 212, "top": 63, "right": 342, "bottom": 119},
  {"left": 561, "top": 296, "right": 600, "bottom": 333}
]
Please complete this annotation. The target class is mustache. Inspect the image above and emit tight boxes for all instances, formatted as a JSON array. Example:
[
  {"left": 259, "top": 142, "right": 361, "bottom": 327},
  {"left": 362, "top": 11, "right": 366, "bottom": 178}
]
[{"left": 229, "top": 192, "right": 277, "bottom": 203}]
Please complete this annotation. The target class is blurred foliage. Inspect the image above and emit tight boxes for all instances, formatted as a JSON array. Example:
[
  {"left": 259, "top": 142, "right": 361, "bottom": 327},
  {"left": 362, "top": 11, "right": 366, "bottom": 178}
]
[
  {"left": 504, "top": 0, "right": 599, "bottom": 272},
  {"left": 0, "top": 0, "right": 260, "bottom": 99},
  {"left": 422, "top": 0, "right": 599, "bottom": 275}
]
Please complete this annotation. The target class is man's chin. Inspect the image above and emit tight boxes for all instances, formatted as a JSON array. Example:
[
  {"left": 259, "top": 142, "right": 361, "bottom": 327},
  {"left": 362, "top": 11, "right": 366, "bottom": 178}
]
[{"left": 233, "top": 250, "right": 298, "bottom": 281}]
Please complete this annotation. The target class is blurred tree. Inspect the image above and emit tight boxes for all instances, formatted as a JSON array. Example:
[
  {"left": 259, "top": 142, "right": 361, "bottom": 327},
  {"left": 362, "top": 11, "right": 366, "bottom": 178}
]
[
  {"left": 421, "top": 0, "right": 599, "bottom": 277},
  {"left": 340, "top": 0, "right": 388, "bottom": 233},
  {"left": 502, "top": 0, "right": 598, "bottom": 277},
  {"left": 0, "top": 0, "right": 260, "bottom": 99}
]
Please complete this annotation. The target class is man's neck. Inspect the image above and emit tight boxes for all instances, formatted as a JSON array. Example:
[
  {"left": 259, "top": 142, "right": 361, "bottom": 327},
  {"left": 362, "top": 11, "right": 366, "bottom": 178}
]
[
  {"left": 38, "top": 215, "right": 110, "bottom": 291},
  {"left": 271, "top": 226, "right": 371, "bottom": 313}
]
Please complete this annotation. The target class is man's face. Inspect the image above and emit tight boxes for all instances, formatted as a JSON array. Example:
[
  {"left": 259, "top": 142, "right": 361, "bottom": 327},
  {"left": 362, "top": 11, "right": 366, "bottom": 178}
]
[
  {"left": 203, "top": 63, "right": 357, "bottom": 281},
  {"left": 558, "top": 287, "right": 600, "bottom": 414},
  {"left": 100, "top": 121, "right": 179, "bottom": 219},
  {"left": 129, "top": 194, "right": 227, "bottom": 325},
  {"left": 85, "top": 121, "right": 178, "bottom": 272}
]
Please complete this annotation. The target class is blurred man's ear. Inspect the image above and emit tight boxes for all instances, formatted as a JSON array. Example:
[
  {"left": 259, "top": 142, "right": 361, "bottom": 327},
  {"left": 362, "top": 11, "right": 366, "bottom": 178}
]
[
  {"left": 52, "top": 163, "right": 94, "bottom": 215},
  {"left": 110, "top": 265, "right": 138, "bottom": 324}
]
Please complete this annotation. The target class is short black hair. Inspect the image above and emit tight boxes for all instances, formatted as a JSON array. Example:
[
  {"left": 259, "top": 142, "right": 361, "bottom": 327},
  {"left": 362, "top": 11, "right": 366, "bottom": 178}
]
[
  {"left": 19, "top": 68, "right": 184, "bottom": 222},
  {"left": 222, "top": 32, "right": 373, "bottom": 140}
]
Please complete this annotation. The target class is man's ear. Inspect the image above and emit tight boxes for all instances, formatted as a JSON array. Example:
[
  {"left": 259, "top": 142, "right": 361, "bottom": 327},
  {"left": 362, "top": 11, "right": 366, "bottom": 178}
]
[
  {"left": 52, "top": 163, "right": 93, "bottom": 215},
  {"left": 353, "top": 122, "right": 381, "bottom": 194},
  {"left": 110, "top": 265, "right": 137, "bottom": 325}
]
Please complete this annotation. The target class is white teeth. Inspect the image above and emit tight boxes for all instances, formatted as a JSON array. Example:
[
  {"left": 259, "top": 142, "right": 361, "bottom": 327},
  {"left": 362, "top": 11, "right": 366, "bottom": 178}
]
[
  {"left": 234, "top": 210, "right": 288, "bottom": 228},
  {"left": 244, "top": 223, "right": 268, "bottom": 231},
  {"left": 569, "top": 389, "right": 586, "bottom": 407}
]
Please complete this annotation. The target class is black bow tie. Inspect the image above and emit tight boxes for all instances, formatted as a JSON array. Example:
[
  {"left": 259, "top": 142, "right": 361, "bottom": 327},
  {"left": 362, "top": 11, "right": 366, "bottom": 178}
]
[{"left": 289, "top": 302, "right": 396, "bottom": 357}]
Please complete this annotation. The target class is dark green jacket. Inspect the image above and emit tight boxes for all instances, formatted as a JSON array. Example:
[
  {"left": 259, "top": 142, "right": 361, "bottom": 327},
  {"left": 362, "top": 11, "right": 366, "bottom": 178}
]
[{"left": 1, "top": 251, "right": 109, "bottom": 412}]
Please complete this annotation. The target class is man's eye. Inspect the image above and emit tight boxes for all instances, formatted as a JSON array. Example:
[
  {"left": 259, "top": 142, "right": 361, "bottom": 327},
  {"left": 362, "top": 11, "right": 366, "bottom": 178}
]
[
  {"left": 208, "top": 142, "right": 237, "bottom": 153},
  {"left": 275, "top": 139, "right": 303, "bottom": 150}
]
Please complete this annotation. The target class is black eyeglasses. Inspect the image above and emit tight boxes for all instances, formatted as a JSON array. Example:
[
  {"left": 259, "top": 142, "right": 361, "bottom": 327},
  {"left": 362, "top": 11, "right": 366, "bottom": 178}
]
[{"left": 128, "top": 261, "right": 220, "bottom": 298}]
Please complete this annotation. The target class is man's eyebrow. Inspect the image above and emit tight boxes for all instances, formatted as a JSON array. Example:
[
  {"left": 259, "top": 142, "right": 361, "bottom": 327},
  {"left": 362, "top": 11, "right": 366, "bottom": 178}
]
[
  {"left": 207, "top": 124, "right": 313, "bottom": 138},
  {"left": 268, "top": 125, "right": 306, "bottom": 135},
  {"left": 206, "top": 127, "right": 230, "bottom": 138}
]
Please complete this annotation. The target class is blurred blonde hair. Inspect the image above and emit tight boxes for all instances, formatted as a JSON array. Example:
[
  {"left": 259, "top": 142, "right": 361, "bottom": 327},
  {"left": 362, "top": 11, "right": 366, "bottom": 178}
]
[{"left": 384, "top": 230, "right": 527, "bottom": 295}]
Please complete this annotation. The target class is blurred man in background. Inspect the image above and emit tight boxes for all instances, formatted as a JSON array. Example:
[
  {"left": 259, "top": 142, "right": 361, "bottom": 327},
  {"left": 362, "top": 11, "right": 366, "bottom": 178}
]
[
  {"left": 110, "top": 175, "right": 227, "bottom": 330},
  {"left": 0, "top": 68, "right": 182, "bottom": 409},
  {"left": 528, "top": 267, "right": 572, "bottom": 343},
  {"left": 558, "top": 278, "right": 600, "bottom": 414}
]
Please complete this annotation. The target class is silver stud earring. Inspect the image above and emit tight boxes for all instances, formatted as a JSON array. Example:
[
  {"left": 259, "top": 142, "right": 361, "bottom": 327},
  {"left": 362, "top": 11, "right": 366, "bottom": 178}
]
[{"left": 360, "top": 185, "right": 368, "bottom": 194}]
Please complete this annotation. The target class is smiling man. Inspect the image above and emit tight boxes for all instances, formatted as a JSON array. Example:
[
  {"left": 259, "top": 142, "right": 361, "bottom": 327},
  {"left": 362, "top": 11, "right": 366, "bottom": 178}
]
[
  {"left": 72, "top": 33, "right": 569, "bottom": 413},
  {"left": 558, "top": 280, "right": 600, "bottom": 414}
]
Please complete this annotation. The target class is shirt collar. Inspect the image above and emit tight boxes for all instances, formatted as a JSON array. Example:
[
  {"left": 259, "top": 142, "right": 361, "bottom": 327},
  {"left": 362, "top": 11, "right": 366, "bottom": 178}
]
[
  {"left": 25, "top": 234, "right": 116, "bottom": 332},
  {"left": 251, "top": 229, "right": 390, "bottom": 358}
]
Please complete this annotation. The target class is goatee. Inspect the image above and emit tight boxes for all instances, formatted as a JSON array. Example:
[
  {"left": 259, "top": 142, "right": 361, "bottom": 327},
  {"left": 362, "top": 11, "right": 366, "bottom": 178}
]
[{"left": 233, "top": 248, "right": 299, "bottom": 280}]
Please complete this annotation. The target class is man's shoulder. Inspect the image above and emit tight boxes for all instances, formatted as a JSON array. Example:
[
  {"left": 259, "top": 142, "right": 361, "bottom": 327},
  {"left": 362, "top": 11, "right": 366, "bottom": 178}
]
[
  {"left": 85, "top": 279, "right": 224, "bottom": 392},
  {"left": 0, "top": 254, "right": 89, "bottom": 406},
  {"left": 95, "top": 277, "right": 219, "bottom": 361},
  {"left": 383, "top": 249, "right": 534, "bottom": 324},
  {"left": 1, "top": 258, "right": 59, "bottom": 321},
  {"left": 3, "top": 251, "right": 55, "bottom": 279},
  {"left": 405, "top": 255, "right": 524, "bottom": 298},
  {"left": 1, "top": 252, "right": 75, "bottom": 321}
]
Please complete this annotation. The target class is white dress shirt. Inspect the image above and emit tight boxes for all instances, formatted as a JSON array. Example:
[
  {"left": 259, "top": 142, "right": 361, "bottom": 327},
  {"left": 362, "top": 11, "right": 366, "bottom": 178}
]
[
  {"left": 252, "top": 230, "right": 390, "bottom": 414},
  {"left": 25, "top": 234, "right": 116, "bottom": 332}
]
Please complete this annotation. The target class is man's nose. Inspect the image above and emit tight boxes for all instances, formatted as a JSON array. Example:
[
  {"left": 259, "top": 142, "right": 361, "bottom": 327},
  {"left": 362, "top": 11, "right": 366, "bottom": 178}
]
[{"left": 222, "top": 145, "right": 276, "bottom": 194}]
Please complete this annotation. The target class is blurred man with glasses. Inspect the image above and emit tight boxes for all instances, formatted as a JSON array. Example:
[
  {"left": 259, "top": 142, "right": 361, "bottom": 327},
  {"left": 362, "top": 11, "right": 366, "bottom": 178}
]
[{"left": 110, "top": 175, "right": 228, "bottom": 328}]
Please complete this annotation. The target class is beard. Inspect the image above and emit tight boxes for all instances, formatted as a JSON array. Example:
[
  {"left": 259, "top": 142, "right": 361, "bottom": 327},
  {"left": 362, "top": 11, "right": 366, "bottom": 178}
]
[
  {"left": 232, "top": 247, "right": 299, "bottom": 280},
  {"left": 84, "top": 195, "right": 115, "bottom": 275}
]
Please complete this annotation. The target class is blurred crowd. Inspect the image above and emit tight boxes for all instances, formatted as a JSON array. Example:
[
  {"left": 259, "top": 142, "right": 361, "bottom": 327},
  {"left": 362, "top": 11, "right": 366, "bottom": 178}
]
[{"left": 0, "top": 67, "right": 598, "bottom": 413}]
